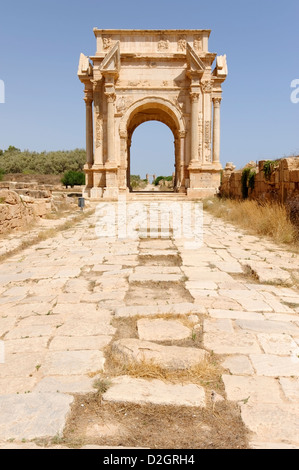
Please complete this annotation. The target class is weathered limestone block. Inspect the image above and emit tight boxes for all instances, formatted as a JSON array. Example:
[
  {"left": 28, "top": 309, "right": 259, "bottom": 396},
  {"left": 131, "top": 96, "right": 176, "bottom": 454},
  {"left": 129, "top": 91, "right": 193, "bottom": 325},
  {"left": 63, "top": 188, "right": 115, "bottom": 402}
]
[
  {"left": 137, "top": 318, "right": 191, "bottom": 342},
  {"left": 219, "top": 156, "right": 299, "bottom": 201},
  {"left": 102, "top": 376, "right": 206, "bottom": 407},
  {"left": 0, "top": 189, "right": 20, "bottom": 205},
  {"left": 112, "top": 338, "right": 208, "bottom": 370},
  {"left": 0, "top": 393, "right": 74, "bottom": 440},
  {"left": 0, "top": 189, "right": 51, "bottom": 234}
]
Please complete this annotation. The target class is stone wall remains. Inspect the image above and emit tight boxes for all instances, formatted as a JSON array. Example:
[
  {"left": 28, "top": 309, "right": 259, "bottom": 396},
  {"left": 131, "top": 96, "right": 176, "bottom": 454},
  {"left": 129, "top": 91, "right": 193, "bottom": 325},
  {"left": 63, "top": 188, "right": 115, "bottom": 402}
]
[
  {"left": 219, "top": 156, "right": 299, "bottom": 203},
  {"left": 0, "top": 188, "right": 52, "bottom": 235}
]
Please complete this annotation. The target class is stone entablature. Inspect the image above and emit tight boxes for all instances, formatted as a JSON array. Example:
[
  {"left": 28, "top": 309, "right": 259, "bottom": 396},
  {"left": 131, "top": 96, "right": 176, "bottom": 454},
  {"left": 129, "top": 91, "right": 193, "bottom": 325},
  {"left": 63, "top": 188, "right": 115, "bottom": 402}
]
[{"left": 78, "top": 29, "right": 227, "bottom": 199}]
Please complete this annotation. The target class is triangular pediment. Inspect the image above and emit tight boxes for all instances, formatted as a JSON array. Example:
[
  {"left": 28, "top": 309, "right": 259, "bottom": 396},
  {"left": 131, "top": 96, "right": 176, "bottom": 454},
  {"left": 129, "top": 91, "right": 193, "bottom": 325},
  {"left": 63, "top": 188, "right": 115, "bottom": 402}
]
[
  {"left": 77, "top": 53, "right": 93, "bottom": 77},
  {"left": 100, "top": 41, "right": 120, "bottom": 75},
  {"left": 186, "top": 43, "right": 205, "bottom": 74}
]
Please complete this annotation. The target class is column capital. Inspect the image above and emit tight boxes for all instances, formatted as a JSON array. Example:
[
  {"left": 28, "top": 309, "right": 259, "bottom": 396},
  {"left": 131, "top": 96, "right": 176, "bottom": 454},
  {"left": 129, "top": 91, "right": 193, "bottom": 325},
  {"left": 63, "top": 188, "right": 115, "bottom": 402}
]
[
  {"left": 119, "top": 128, "right": 127, "bottom": 139},
  {"left": 84, "top": 88, "right": 93, "bottom": 104},
  {"left": 178, "top": 130, "right": 187, "bottom": 139},
  {"left": 190, "top": 92, "right": 200, "bottom": 103},
  {"left": 105, "top": 91, "right": 116, "bottom": 103},
  {"left": 212, "top": 97, "right": 222, "bottom": 106},
  {"left": 91, "top": 79, "right": 102, "bottom": 92}
]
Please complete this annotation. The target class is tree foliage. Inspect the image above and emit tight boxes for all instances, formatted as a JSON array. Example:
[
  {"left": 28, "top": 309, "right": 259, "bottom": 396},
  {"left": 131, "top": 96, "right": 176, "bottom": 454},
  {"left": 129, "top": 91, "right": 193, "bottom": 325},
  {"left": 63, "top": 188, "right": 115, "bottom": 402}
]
[
  {"left": 0, "top": 147, "right": 86, "bottom": 175},
  {"left": 154, "top": 175, "right": 172, "bottom": 186},
  {"left": 241, "top": 167, "right": 256, "bottom": 199},
  {"left": 61, "top": 170, "right": 85, "bottom": 187}
]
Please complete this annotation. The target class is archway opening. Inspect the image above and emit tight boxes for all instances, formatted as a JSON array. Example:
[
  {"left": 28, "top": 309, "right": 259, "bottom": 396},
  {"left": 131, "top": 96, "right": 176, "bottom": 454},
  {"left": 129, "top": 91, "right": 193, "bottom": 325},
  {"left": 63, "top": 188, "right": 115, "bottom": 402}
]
[{"left": 129, "top": 121, "right": 176, "bottom": 192}]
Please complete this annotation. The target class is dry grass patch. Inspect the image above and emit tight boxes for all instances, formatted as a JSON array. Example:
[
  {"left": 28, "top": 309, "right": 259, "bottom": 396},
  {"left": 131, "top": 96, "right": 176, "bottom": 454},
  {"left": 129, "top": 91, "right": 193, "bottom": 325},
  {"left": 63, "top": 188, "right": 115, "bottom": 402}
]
[
  {"left": 125, "top": 281, "right": 194, "bottom": 305},
  {"left": 104, "top": 315, "right": 223, "bottom": 392},
  {"left": 103, "top": 355, "right": 223, "bottom": 392},
  {"left": 138, "top": 254, "right": 182, "bottom": 266},
  {"left": 58, "top": 394, "right": 249, "bottom": 449},
  {"left": 203, "top": 197, "right": 298, "bottom": 247}
]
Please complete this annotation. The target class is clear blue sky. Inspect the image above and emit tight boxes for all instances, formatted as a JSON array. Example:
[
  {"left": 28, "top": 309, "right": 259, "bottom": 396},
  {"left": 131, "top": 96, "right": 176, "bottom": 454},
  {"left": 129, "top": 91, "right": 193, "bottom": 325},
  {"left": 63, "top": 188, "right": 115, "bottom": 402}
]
[{"left": 0, "top": 0, "right": 298, "bottom": 177}]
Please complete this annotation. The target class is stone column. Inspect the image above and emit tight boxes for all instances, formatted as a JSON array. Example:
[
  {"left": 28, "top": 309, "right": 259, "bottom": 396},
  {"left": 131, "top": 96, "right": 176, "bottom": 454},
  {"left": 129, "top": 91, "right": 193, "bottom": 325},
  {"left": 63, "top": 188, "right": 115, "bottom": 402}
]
[
  {"left": 127, "top": 136, "right": 131, "bottom": 189},
  {"left": 105, "top": 89, "right": 116, "bottom": 163},
  {"left": 190, "top": 92, "right": 200, "bottom": 163},
  {"left": 179, "top": 131, "right": 186, "bottom": 190},
  {"left": 84, "top": 88, "right": 93, "bottom": 166},
  {"left": 212, "top": 97, "right": 221, "bottom": 165}
]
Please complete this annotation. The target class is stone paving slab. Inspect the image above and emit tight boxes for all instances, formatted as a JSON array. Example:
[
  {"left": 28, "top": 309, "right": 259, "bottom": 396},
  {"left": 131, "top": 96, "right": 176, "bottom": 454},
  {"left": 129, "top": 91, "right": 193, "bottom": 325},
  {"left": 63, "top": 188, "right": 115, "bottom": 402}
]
[
  {"left": 182, "top": 267, "right": 234, "bottom": 282},
  {"left": 137, "top": 318, "right": 191, "bottom": 341},
  {"left": 257, "top": 333, "right": 299, "bottom": 355},
  {"left": 112, "top": 338, "right": 208, "bottom": 370},
  {"left": 102, "top": 376, "right": 206, "bottom": 407},
  {"left": 55, "top": 319, "right": 116, "bottom": 337},
  {"left": 203, "top": 318, "right": 234, "bottom": 334},
  {"left": 222, "top": 374, "right": 284, "bottom": 404},
  {"left": 221, "top": 355, "right": 255, "bottom": 375},
  {"left": 48, "top": 335, "right": 113, "bottom": 351},
  {"left": 129, "top": 272, "right": 183, "bottom": 283},
  {"left": 241, "top": 261, "right": 292, "bottom": 286},
  {"left": 279, "top": 377, "right": 299, "bottom": 402},
  {"left": 0, "top": 377, "right": 38, "bottom": 395},
  {"left": 4, "top": 337, "right": 49, "bottom": 354},
  {"left": 203, "top": 331, "right": 261, "bottom": 354},
  {"left": 249, "top": 354, "right": 299, "bottom": 377},
  {"left": 0, "top": 393, "right": 74, "bottom": 440},
  {"left": 114, "top": 302, "right": 206, "bottom": 318},
  {"left": 241, "top": 403, "right": 299, "bottom": 447},
  {"left": 208, "top": 309, "right": 264, "bottom": 320},
  {"left": 33, "top": 375, "right": 98, "bottom": 394},
  {"left": 41, "top": 350, "right": 105, "bottom": 375},
  {"left": 0, "top": 352, "right": 46, "bottom": 378},
  {"left": 236, "top": 319, "right": 299, "bottom": 336}
]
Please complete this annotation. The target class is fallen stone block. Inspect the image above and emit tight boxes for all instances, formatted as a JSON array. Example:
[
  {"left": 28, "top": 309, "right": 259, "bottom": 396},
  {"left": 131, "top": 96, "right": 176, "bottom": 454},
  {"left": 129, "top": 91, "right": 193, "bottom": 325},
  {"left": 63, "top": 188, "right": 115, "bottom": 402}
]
[
  {"left": 112, "top": 338, "right": 208, "bottom": 370},
  {"left": 102, "top": 376, "right": 206, "bottom": 407}
]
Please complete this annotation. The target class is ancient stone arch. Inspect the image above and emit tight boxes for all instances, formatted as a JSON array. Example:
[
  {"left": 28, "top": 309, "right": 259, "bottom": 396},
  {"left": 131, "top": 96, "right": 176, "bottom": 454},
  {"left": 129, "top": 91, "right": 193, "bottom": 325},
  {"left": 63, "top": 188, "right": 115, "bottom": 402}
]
[
  {"left": 121, "top": 96, "right": 185, "bottom": 189},
  {"left": 78, "top": 29, "right": 227, "bottom": 199}
]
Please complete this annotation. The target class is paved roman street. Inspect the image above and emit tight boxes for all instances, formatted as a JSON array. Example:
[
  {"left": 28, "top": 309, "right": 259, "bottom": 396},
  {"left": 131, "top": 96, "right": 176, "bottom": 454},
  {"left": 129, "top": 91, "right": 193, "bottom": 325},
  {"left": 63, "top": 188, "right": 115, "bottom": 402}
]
[{"left": 0, "top": 201, "right": 298, "bottom": 449}]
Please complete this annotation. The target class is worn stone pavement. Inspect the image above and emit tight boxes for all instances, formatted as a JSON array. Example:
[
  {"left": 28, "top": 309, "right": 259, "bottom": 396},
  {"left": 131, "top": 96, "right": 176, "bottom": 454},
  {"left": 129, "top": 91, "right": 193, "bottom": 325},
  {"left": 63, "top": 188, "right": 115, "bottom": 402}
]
[{"left": 0, "top": 201, "right": 298, "bottom": 449}]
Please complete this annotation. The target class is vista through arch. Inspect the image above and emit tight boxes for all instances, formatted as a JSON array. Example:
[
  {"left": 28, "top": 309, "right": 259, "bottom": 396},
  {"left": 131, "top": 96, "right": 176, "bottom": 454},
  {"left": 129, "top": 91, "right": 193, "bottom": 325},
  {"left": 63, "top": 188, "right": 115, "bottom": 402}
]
[
  {"left": 129, "top": 121, "right": 175, "bottom": 191},
  {"left": 78, "top": 29, "right": 227, "bottom": 199}
]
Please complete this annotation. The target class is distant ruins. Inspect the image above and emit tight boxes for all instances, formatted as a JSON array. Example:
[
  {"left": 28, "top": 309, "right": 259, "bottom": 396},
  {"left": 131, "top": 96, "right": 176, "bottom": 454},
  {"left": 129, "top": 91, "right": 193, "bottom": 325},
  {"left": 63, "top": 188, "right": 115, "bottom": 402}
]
[{"left": 78, "top": 29, "right": 227, "bottom": 199}]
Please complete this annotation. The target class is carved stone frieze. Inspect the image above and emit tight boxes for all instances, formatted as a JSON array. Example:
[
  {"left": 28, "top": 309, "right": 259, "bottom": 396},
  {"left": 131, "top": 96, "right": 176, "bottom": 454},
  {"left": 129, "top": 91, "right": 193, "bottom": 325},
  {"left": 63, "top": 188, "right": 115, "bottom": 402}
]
[
  {"left": 201, "top": 80, "right": 213, "bottom": 93},
  {"left": 193, "top": 36, "right": 203, "bottom": 52},
  {"left": 116, "top": 96, "right": 133, "bottom": 114},
  {"left": 177, "top": 35, "right": 187, "bottom": 51},
  {"left": 95, "top": 116, "right": 103, "bottom": 149},
  {"left": 158, "top": 36, "right": 169, "bottom": 51},
  {"left": 102, "top": 37, "right": 113, "bottom": 50}
]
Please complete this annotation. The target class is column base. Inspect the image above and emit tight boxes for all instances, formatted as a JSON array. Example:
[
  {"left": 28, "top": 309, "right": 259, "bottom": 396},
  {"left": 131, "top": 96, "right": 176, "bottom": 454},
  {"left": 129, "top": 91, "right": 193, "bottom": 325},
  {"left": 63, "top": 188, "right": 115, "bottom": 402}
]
[
  {"left": 103, "top": 187, "right": 119, "bottom": 200},
  {"left": 187, "top": 165, "right": 222, "bottom": 199},
  {"left": 90, "top": 187, "right": 104, "bottom": 199}
]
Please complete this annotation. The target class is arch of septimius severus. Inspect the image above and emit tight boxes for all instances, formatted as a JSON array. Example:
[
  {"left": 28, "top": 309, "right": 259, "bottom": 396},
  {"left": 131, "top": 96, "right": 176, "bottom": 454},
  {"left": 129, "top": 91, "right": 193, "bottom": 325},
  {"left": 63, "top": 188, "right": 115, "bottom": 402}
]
[{"left": 78, "top": 29, "right": 227, "bottom": 199}]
